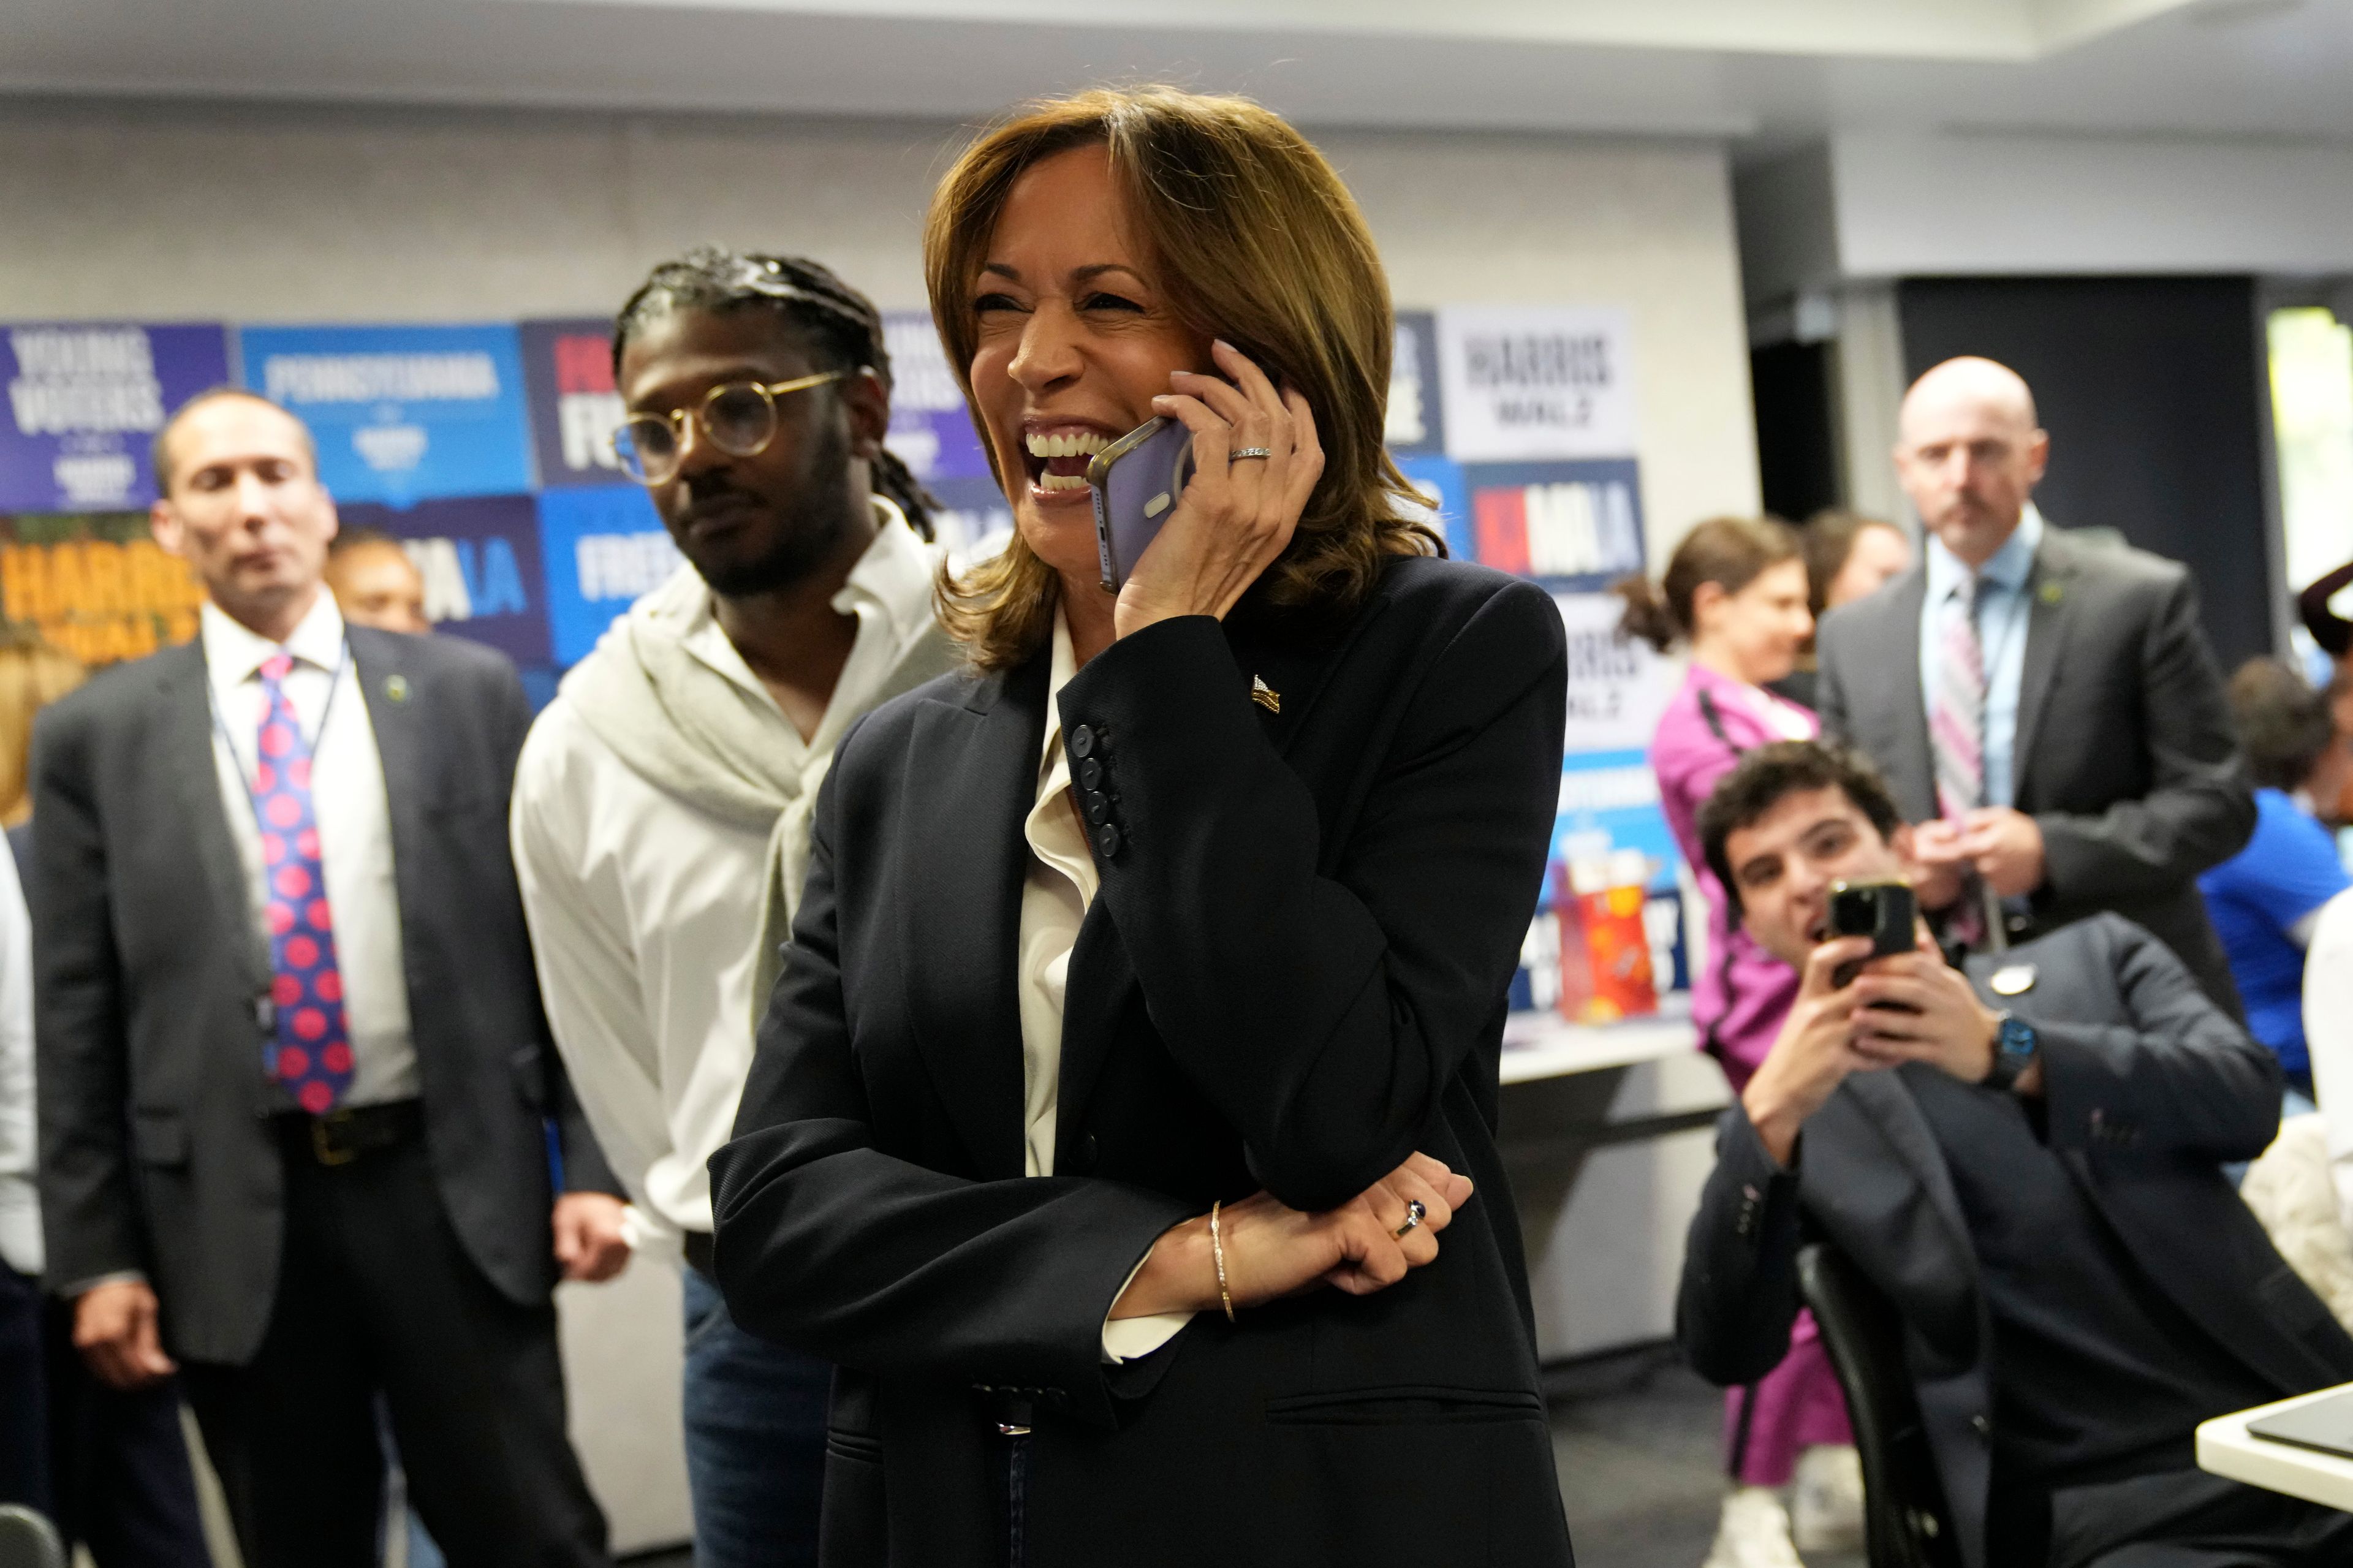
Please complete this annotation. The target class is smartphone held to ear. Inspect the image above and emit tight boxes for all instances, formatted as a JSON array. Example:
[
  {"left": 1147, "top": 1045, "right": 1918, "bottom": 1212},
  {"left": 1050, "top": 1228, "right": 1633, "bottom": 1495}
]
[
  {"left": 1089, "top": 416, "right": 1195, "bottom": 591},
  {"left": 1828, "top": 879, "right": 1916, "bottom": 989}
]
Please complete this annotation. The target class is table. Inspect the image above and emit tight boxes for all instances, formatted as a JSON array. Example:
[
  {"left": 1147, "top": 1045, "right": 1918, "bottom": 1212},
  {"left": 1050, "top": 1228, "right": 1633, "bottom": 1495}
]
[
  {"left": 1499, "top": 1001, "right": 1699, "bottom": 1085},
  {"left": 2197, "top": 1385, "right": 2353, "bottom": 1513}
]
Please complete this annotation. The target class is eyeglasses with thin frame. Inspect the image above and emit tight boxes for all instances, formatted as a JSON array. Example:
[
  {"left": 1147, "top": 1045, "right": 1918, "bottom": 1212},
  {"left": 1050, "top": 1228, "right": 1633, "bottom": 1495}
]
[{"left": 608, "top": 371, "right": 849, "bottom": 486}]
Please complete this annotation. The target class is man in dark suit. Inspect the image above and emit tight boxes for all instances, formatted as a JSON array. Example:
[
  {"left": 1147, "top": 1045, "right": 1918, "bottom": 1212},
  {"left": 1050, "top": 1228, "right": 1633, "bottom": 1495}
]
[
  {"left": 32, "top": 389, "right": 623, "bottom": 1568},
  {"left": 1815, "top": 355, "right": 2253, "bottom": 1011},
  {"left": 1678, "top": 740, "right": 2353, "bottom": 1568}
]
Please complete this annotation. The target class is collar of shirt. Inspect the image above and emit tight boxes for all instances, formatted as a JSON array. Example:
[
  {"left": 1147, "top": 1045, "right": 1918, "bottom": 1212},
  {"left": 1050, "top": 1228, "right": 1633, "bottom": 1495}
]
[
  {"left": 201, "top": 588, "right": 347, "bottom": 694},
  {"left": 1925, "top": 501, "right": 2045, "bottom": 607},
  {"left": 1025, "top": 608, "right": 1097, "bottom": 907},
  {"left": 675, "top": 496, "right": 935, "bottom": 713}
]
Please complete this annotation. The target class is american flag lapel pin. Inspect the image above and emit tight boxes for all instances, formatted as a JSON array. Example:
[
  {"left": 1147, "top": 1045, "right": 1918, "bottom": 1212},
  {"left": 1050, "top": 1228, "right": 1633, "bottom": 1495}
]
[{"left": 1250, "top": 675, "right": 1280, "bottom": 714}]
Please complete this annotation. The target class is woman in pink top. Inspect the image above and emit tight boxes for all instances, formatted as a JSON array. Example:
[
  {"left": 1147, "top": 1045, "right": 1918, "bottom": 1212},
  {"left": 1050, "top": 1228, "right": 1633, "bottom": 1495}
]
[{"left": 1618, "top": 517, "right": 1855, "bottom": 1566}]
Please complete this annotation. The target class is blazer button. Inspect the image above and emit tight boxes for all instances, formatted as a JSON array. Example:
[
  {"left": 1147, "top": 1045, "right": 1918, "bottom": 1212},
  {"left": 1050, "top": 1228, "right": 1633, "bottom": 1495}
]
[
  {"left": 1077, "top": 757, "right": 1104, "bottom": 791},
  {"left": 1084, "top": 790, "right": 1113, "bottom": 825},
  {"left": 1095, "top": 823, "right": 1123, "bottom": 858},
  {"left": 1971, "top": 1414, "right": 1991, "bottom": 1440},
  {"left": 1069, "top": 724, "right": 1096, "bottom": 759},
  {"left": 1070, "top": 1134, "right": 1099, "bottom": 1174}
]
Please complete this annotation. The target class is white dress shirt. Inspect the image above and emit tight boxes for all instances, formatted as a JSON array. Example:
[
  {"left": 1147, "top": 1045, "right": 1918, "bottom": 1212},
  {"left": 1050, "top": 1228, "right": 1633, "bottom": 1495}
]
[
  {"left": 2303, "top": 889, "right": 2353, "bottom": 1235},
  {"left": 0, "top": 839, "right": 40, "bottom": 1276},
  {"left": 1917, "top": 502, "right": 2044, "bottom": 809},
  {"left": 510, "top": 512, "right": 941, "bottom": 1260},
  {"left": 203, "top": 593, "right": 417, "bottom": 1107},
  {"left": 1023, "top": 612, "right": 1192, "bottom": 1363}
]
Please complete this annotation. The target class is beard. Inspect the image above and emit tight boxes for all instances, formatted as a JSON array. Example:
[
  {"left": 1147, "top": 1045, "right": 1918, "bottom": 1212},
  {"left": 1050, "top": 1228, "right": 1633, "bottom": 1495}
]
[{"left": 679, "top": 415, "right": 860, "bottom": 598}]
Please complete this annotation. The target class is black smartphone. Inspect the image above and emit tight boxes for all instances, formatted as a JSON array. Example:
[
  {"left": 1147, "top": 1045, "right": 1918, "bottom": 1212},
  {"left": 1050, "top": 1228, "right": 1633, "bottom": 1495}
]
[{"left": 1827, "top": 879, "right": 1917, "bottom": 988}]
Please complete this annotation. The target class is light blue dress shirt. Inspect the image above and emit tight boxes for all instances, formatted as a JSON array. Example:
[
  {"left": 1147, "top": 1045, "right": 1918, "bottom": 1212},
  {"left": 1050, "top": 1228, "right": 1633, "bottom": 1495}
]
[{"left": 1918, "top": 503, "right": 2043, "bottom": 810}]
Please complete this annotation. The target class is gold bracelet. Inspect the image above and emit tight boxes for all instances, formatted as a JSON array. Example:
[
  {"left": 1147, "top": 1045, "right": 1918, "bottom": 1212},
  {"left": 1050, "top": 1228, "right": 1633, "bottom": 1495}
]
[{"left": 1210, "top": 1200, "right": 1235, "bottom": 1322}]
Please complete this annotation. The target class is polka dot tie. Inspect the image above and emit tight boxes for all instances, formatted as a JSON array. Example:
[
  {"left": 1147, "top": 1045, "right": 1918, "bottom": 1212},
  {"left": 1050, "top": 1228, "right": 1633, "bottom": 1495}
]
[{"left": 254, "top": 652, "right": 352, "bottom": 1115}]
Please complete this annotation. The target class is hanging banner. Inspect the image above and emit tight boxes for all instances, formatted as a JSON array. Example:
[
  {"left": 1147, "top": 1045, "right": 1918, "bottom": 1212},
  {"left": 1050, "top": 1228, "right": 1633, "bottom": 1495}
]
[
  {"left": 238, "top": 324, "right": 533, "bottom": 507},
  {"left": 520, "top": 318, "right": 626, "bottom": 490},
  {"left": 0, "top": 513, "right": 204, "bottom": 667},
  {"left": 341, "top": 494, "right": 551, "bottom": 664},
  {"left": 1385, "top": 311, "right": 1447, "bottom": 458},
  {"left": 536, "top": 485, "right": 678, "bottom": 666},
  {"left": 881, "top": 312, "right": 993, "bottom": 485},
  {"left": 1436, "top": 305, "right": 1637, "bottom": 463},
  {"left": 0, "top": 323, "right": 233, "bottom": 514}
]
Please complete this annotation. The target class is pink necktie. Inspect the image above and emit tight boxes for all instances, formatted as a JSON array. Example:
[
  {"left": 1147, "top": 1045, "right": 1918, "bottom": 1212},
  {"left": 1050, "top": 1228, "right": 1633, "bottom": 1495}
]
[{"left": 1930, "top": 580, "right": 1988, "bottom": 947}]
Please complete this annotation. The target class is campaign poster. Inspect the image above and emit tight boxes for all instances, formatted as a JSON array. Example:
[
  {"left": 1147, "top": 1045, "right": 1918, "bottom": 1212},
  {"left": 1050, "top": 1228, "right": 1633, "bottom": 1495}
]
[
  {"left": 342, "top": 494, "right": 551, "bottom": 664},
  {"left": 1385, "top": 311, "right": 1447, "bottom": 458},
  {"left": 0, "top": 323, "right": 232, "bottom": 513},
  {"left": 536, "top": 485, "right": 678, "bottom": 667},
  {"left": 1460, "top": 458, "right": 1644, "bottom": 593},
  {"left": 1436, "top": 305, "right": 1637, "bottom": 463},
  {"left": 882, "top": 312, "right": 993, "bottom": 486},
  {"left": 1393, "top": 455, "right": 1470, "bottom": 561},
  {"left": 520, "top": 318, "right": 626, "bottom": 490},
  {"left": 0, "top": 512, "right": 203, "bottom": 667},
  {"left": 238, "top": 325, "right": 533, "bottom": 507}
]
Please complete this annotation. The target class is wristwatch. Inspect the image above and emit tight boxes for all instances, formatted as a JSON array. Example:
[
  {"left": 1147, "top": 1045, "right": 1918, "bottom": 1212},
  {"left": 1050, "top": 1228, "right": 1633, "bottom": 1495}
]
[{"left": 1982, "top": 1009, "right": 2039, "bottom": 1093}]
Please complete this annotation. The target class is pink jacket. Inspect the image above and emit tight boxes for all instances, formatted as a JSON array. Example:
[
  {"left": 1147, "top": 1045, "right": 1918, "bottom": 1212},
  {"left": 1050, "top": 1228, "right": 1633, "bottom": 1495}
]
[{"left": 1648, "top": 664, "right": 1818, "bottom": 1089}]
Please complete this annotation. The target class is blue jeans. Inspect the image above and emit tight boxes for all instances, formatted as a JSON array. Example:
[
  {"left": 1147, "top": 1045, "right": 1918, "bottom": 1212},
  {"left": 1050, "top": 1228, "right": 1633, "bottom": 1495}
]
[{"left": 681, "top": 1267, "right": 829, "bottom": 1568}]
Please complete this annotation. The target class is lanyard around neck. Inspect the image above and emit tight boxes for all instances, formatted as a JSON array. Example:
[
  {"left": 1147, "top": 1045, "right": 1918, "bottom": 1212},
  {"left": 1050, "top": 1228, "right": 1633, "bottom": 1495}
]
[{"left": 207, "top": 641, "right": 353, "bottom": 798}]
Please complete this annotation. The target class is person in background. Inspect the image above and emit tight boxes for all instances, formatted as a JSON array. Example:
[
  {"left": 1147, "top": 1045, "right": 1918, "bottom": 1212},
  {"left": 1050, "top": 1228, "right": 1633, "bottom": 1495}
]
[
  {"left": 1618, "top": 518, "right": 1859, "bottom": 1567},
  {"left": 1683, "top": 738, "right": 2353, "bottom": 1568},
  {"left": 2, "top": 638, "right": 209, "bottom": 1568},
  {"left": 510, "top": 249, "right": 955, "bottom": 1568},
  {"left": 0, "top": 633, "right": 86, "bottom": 827},
  {"left": 324, "top": 527, "right": 432, "bottom": 636},
  {"left": 1771, "top": 510, "right": 1912, "bottom": 711},
  {"left": 1816, "top": 356, "right": 2253, "bottom": 1010},
  {"left": 33, "top": 388, "right": 624, "bottom": 1568},
  {"left": 2198, "top": 659, "right": 2351, "bottom": 1107}
]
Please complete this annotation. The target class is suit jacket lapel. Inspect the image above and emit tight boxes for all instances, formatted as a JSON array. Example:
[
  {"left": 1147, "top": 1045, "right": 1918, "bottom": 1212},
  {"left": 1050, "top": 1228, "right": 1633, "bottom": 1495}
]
[
  {"left": 1051, "top": 607, "right": 1371, "bottom": 1151},
  {"left": 1841, "top": 1070, "right": 1976, "bottom": 1281},
  {"left": 896, "top": 660, "right": 1042, "bottom": 1181},
  {"left": 158, "top": 644, "right": 268, "bottom": 990},
  {"left": 347, "top": 630, "right": 428, "bottom": 931},
  {"left": 2010, "top": 532, "right": 2079, "bottom": 807}
]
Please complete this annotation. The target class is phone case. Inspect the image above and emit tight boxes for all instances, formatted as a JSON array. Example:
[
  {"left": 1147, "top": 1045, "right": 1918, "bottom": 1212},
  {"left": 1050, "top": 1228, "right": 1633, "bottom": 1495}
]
[{"left": 1088, "top": 417, "right": 1196, "bottom": 591}]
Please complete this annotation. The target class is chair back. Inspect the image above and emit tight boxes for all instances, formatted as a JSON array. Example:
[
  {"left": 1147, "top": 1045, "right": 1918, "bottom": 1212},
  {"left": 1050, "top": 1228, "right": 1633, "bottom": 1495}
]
[
  {"left": 1797, "top": 1243, "right": 1963, "bottom": 1568},
  {"left": 0, "top": 1506, "right": 66, "bottom": 1568}
]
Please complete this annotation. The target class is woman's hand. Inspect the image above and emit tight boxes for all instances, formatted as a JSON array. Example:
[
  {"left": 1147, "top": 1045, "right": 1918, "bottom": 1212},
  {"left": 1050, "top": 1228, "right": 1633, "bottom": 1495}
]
[
  {"left": 1109, "top": 1153, "right": 1473, "bottom": 1320},
  {"left": 1114, "top": 339, "right": 1325, "bottom": 638}
]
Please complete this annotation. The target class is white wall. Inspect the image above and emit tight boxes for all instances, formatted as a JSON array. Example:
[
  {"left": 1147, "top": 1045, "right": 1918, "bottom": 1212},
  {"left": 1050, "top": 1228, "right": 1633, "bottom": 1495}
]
[{"left": 0, "top": 96, "right": 1760, "bottom": 562}]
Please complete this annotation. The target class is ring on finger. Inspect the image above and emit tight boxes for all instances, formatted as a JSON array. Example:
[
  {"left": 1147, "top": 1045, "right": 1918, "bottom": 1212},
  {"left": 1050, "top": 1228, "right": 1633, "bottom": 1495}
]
[
  {"left": 1227, "top": 447, "right": 1273, "bottom": 461},
  {"left": 1393, "top": 1199, "right": 1427, "bottom": 1238}
]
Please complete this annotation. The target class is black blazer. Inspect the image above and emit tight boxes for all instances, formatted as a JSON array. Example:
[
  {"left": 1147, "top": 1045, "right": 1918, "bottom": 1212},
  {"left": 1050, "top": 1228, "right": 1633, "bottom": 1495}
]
[
  {"left": 710, "top": 558, "right": 1575, "bottom": 1568},
  {"left": 1677, "top": 915, "right": 2353, "bottom": 1568},
  {"left": 1814, "top": 526, "right": 2254, "bottom": 1012},
  {"left": 31, "top": 625, "right": 616, "bottom": 1365}
]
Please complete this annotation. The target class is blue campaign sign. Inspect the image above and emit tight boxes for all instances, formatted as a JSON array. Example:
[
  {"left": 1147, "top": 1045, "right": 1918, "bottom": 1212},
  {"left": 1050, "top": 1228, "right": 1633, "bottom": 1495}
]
[
  {"left": 535, "top": 485, "right": 678, "bottom": 666},
  {"left": 519, "top": 317, "right": 626, "bottom": 490},
  {"left": 1386, "top": 311, "right": 1447, "bottom": 458},
  {"left": 1460, "top": 457, "right": 1644, "bottom": 591},
  {"left": 0, "top": 322, "right": 231, "bottom": 513},
  {"left": 1393, "top": 455, "right": 1471, "bottom": 561},
  {"left": 882, "top": 312, "right": 995, "bottom": 485},
  {"left": 343, "top": 494, "right": 551, "bottom": 665},
  {"left": 238, "top": 325, "right": 533, "bottom": 506}
]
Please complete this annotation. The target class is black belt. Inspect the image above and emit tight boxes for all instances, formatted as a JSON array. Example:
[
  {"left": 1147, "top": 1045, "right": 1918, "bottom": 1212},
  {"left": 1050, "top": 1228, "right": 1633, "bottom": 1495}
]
[
  {"left": 683, "top": 1229, "right": 716, "bottom": 1279},
  {"left": 273, "top": 1099, "right": 423, "bottom": 1167}
]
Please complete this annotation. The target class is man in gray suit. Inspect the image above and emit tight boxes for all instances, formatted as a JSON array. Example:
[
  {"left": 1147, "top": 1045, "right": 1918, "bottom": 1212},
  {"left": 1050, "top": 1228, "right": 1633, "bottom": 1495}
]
[
  {"left": 32, "top": 389, "right": 623, "bottom": 1567},
  {"left": 1816, "top": 355, "right": 2253, "bottom": 1010}
]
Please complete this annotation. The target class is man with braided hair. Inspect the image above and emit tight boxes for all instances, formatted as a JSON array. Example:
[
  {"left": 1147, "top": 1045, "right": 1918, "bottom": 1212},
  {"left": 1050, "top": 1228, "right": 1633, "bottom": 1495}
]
[{"left": 510, "top": 249, "right": 954, "bottom": 1566}]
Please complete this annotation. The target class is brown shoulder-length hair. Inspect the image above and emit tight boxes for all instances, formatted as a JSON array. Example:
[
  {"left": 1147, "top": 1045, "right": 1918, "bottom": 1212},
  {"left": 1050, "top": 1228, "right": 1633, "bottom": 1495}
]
[{"left": 925, "top": 86, "right": 1442, "bottom": 670}]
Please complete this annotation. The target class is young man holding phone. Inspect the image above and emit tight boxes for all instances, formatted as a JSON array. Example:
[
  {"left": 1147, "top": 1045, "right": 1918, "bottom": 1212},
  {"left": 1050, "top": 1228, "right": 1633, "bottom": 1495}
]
[{"left": 1677, "top": 740, "right": 2353, "bottom": 1568}]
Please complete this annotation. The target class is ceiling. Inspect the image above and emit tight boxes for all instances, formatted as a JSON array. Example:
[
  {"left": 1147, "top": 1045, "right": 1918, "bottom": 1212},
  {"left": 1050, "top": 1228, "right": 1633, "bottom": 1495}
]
[{"left": 4, "top": 0, "right": 2349, "bottom": 150}]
